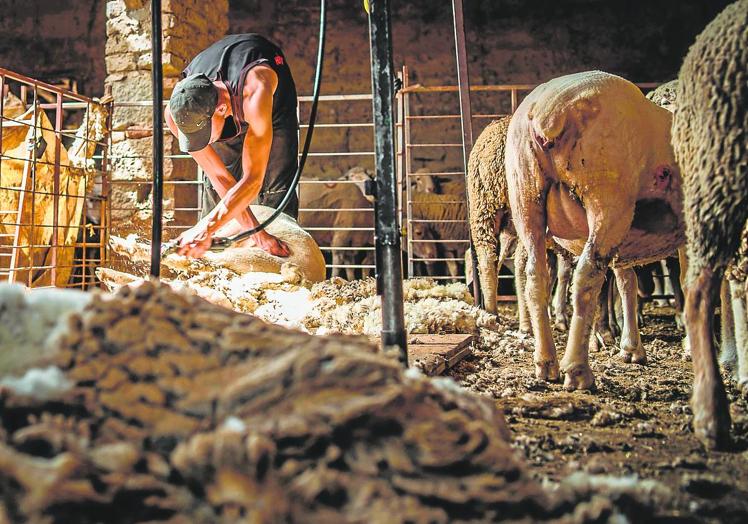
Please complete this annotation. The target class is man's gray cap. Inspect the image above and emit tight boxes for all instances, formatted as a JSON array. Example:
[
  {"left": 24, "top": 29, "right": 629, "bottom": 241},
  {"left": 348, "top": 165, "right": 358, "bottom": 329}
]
[{"left": 169, "top": 73, "right": 218, "bottom": 152}]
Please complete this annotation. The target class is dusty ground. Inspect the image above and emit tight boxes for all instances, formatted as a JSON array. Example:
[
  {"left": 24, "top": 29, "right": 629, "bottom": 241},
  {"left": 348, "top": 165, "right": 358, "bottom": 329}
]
[{"left": 449, "top": 303, "right": 748, "bottom": 523}]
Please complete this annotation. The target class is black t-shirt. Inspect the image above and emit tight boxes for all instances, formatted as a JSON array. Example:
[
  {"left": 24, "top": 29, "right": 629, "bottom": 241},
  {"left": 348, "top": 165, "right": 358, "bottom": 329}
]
[{"left": 183, "top": 34, "right": 298, "bottom": 136}]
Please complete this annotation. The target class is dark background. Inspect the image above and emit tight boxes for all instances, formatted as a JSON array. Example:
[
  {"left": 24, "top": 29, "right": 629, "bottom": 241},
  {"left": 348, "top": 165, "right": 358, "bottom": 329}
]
[{"left": 0, "top": 0, "right": 731, "bottom": 97}]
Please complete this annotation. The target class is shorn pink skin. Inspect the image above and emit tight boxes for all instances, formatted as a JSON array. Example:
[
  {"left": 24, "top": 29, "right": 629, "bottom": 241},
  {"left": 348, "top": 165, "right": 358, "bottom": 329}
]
[{"left": 505, "top": 70, "right": 684, "bottom": 391}]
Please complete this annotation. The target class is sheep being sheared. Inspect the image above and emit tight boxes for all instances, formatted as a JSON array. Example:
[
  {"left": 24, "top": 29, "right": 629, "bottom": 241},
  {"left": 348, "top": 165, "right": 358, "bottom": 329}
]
[
  {"left": 506, "top": 70, "right": 684, "bottom": 390},
  {"left": 673, "top": 0, "right": 747, "bottom": 449}
]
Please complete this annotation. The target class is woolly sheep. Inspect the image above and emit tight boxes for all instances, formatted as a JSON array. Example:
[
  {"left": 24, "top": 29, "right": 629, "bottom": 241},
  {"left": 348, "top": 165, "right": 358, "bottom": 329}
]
[{"left": 673, "top": 0, "right": 748, "bottom": 449}]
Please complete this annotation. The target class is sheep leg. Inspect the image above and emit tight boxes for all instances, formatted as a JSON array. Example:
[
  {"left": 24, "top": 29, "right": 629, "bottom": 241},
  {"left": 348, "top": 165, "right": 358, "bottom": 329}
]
[
  {"left": 685, "top": 265, "right": 731, "bottom": 449},
  {"left": 595, "top": 276, "right": 616, "bottom": 346},
  {"left": 513, "top": 243, "right": 531, "bottom": 334},
  {"left": 729, "top": 279, "right": 748, "bottom": 394},
  {"left": 653, "top": 261, "right": 668, "bottom": 306},
  {"left": 687, "top": 266, "right": 732, "bottom": 447},
  {"left": 679, "top": 247, "right": 692, "bottom": 359},
  {"left": 667, "top": 256, "right": 685, "bottom": 328},
  {"left": 331, "top": 249, "right": 347, "bottom": 280},
  {"left": 518, "top": 231, "right": 558, "bottom": 381},
  {"left": 446, "top": 255, "right": 461, "bottom": 280},
  {"left": 720, "top": 278, "right": 737, "bottom": 368},
  {"left": 559, "top": 239, "right": 607, "bottom": 391},
  {"left": 614, "top": 267, "right": 646, "bottom": 364},
  {"left": 552, "top": 254, "right": 572, "bottom": 332},
  {"left": 475, "top": 243, "right": 497, "bottom": 313},
  {"left": 497, "top": 230, "right": 517, "bottom": 270}
]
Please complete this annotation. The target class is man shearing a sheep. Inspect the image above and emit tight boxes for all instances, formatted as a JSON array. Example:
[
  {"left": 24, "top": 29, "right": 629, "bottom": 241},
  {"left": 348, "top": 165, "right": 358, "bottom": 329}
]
[{"left": 165, "top": 33, "right": 299, "bottom": 259}]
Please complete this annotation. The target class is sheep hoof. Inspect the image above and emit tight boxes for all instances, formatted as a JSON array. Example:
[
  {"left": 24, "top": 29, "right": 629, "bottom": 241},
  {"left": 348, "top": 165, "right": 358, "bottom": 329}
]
[
  {"left": 619, "top": 344, "right": 647, "bottom": 365},
  {"left": 553, "top": 319, "right": 568, "bottom": 332},
  {"left": 534, "top": 359, "right": 560, "bottom": 382},
  {"left": 718, "top": 350, "right": 737, "bottom": 369},
  {"left": 561, "top": 363, "right": 595, "bottom": 391},
  {"left": 692, "top": 408, "right": 731, "bottom": 451},
  {"left": 738, "top": 377, "right": 748, "bottom": 399}
]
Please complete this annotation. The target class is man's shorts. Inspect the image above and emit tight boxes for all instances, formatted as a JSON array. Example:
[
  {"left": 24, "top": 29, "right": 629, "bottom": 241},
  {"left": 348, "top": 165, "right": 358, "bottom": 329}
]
[{"left": 200, "top": 125, "right": 299, "bottom": 220}]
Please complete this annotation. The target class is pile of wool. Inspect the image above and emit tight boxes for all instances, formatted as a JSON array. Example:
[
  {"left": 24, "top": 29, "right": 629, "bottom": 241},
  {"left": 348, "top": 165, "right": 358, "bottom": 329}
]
[
  {"left": 0, "top": 282, "right": 666, "bottom": 523},
  {"left": 302, "top": 277, "right": 497, "bottom": 336},
  {"left": 98, "top": 265, "right": 313, "bottom": 330}
]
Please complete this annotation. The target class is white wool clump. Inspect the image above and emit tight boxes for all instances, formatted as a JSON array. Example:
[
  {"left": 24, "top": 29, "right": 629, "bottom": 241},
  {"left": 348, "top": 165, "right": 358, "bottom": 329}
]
[
  {"left": 404, "top": 298, "right": 496, "bottom": 334},
  {"left": 0, "top": 284, "right": 91, "bottom": 375},
  {"left": 303, "top": 284, "right": 498, "bottom": 336},
  {"left": 430, "top": 375, "right": 468, "bottom": 395},
  {"left": 555, "top": 472, "right": 671, "bottom": 508},
  {"left": 402, "top": 279, "right": 473, "bottom": 303},
  {"left": 0, "top": 366, "right": 72, "bottom": 400},
  {"left": 221, "top": 416, "right": 248, "bottom": 433},
  {"left": 253, "top": 288, "right": 313, "bottom": 331}
]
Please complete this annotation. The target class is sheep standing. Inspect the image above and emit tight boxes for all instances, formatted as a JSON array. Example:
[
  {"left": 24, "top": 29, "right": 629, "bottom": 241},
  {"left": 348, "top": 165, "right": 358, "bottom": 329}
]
[
  {"left": 466, "top": 117, "right": 574, "bottom": 330},
  {"left": 466, "top": 117, "right": 515, "bottom": 313},
  {"left": 506, "top": 70, "right": 684, "bottom": 390},
  {"left": 410, "top": 191, "right": 468, "bottom": 278},
  {"left": 673, "top": 0, "right": 748, "bottom": 449},
  {"left": 298, "top": 174, "right": 374, "bottom": 280}
]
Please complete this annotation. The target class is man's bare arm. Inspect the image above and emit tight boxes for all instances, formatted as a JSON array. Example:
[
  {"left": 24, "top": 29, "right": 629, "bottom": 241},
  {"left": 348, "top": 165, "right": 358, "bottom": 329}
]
[
  {"left": 164, "top": 107, "right": 256, "bottom": 230},
  {"left": 201, "top": 67, "right": 277, "bottom": 237}
]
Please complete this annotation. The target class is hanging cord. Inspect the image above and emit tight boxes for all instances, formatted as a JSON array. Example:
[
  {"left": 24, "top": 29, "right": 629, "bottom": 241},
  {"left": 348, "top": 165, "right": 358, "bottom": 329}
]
[{"left": 163, "top": 0, "right": 326, "bottom": 255}]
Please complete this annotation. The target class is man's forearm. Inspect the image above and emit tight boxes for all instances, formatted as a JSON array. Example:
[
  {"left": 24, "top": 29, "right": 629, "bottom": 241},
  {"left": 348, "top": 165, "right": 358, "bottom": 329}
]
[
  {"left": 190, "top": 149, "right": 257, "bottom": 229},
  {"left": 203, "top": 175, "right": 263, "bottom": 237}
]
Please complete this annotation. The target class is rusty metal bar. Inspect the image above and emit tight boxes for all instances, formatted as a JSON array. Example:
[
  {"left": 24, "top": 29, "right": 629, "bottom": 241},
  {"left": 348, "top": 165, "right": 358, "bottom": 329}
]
[
  {"left": 452, "top": 0, "right": 480, "bottom": 304},
  {"left": 50, "top": 92, "right": 63, "bottom": 286},
  {"left": 402, "top": 66, "right": 415, "bottom": 279},
  {"left": 0, "top": 68, "right": 94, "bottom": 103}
]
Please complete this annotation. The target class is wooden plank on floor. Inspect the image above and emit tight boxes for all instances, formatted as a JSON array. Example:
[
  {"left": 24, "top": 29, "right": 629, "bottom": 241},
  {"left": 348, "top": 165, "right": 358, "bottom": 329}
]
[
  {"left": 368, "top": 334, "right": 474, "bottom": 375},
  {"left": 410, "top": 334, "right": 474, "bottom": 376}
]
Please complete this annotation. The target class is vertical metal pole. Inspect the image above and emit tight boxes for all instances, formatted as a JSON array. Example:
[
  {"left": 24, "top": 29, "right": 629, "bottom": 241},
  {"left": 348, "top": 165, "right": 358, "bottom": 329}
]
[
  {"left": 150, "top": 0, "right": 164, "bottom": 277},
  {"left": 51, "top": 92, "right": 63, "bottom": 287},
  {"left": 402, "top": 67, "right": 415, "bottom": 279},
  {"left": 452, "top": 0, "right": 481, "bottom": 304},
  {"left": 368, "top": 0, "right": 407, "bottom": 364},
  {"left": 102, "top": 85, "right": 113, "bottom": 284}
]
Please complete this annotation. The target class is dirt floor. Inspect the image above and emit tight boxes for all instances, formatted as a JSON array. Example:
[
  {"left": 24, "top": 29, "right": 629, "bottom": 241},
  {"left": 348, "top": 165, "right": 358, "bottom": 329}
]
[{"left": 448, "top": 303, "right": 748, "bottom": 523}]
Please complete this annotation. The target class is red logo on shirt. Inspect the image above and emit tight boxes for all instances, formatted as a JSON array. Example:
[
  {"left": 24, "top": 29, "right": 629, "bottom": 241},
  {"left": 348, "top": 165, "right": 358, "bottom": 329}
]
[{"left": 274, "top": 55, "right": 284, "bottom": 66}]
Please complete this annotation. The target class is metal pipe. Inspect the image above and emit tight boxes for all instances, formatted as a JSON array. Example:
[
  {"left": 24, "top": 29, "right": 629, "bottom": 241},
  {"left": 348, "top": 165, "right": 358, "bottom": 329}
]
[
  {"left": 367, "top": 0, "right": 407, "bottom": 364},
  {"left": 451, "top": 0, "right": 481, "bottom": 305},
  {"left": 150, "top": 0, "right": 164, "bottom": 277}
]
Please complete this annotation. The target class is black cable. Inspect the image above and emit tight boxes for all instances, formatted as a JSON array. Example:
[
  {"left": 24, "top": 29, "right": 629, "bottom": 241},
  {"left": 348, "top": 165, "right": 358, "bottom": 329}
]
[
  {"left": 210, "top": 0, "right": 326, "bottom": 250},
  {"left": 150, "top": 0, "right": 164, "bottom": 275}
]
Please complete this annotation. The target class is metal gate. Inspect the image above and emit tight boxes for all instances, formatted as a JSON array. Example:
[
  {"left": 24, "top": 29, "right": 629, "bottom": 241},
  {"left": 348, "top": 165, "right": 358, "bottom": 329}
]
[{"left": 0, "top": 68, "right": 111, "bottom": 289}]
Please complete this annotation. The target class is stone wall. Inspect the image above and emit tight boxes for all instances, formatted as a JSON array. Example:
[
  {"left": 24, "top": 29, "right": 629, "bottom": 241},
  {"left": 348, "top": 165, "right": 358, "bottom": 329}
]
[
  {"left": 0, "top": 0, "right": 106, "bottom": 96},
  {"left": 104, "top": 0, "right": 228, "bottom": 236}
]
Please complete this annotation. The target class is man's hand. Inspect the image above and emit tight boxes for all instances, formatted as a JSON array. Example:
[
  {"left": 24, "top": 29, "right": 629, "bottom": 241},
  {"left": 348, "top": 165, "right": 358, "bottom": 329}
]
[
  {"left": 247, "top": 230, "right": 290, "bottom": 257},
  {"left": 176, "top": 222, "right": 213, "bottom": 258}
]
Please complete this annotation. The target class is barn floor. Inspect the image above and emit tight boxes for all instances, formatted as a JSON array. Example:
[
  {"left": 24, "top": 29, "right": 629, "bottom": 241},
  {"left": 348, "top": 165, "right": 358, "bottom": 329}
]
[{"left": 449, "top": 303, "right": 748, "bottom": 523}]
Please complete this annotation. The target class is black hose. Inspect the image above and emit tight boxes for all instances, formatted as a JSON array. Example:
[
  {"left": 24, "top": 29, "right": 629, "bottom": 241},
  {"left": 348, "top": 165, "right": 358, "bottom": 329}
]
[{"left": 213, "top": 0, "right": 326, "bottom": 248}]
